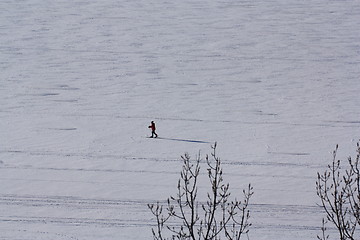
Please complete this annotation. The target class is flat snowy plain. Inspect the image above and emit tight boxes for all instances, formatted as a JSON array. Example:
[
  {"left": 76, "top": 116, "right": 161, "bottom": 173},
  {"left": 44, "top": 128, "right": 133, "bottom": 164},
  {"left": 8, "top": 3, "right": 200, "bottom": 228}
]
[{"left": 1, "top": 0, "right": 360, "bottom": 239}]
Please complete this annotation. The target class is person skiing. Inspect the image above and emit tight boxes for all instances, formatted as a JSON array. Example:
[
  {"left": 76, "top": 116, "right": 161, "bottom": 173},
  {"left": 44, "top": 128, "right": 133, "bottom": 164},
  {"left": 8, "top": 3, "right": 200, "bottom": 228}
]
[{"left": 148, "top": 121, "right": 158, "bottom": 138}]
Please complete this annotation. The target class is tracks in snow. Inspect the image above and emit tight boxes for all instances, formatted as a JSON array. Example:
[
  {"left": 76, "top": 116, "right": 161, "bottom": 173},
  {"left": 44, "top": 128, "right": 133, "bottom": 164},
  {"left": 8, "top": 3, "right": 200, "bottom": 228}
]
[
  {"left": 0, "top": 193, "right": 323, "bottom": 231},
  {"left": 0, "top": 194, "right": 150, "bottom": 228},
  {"left": 0, "top": 148, "right": 324, "bottom": 169}
]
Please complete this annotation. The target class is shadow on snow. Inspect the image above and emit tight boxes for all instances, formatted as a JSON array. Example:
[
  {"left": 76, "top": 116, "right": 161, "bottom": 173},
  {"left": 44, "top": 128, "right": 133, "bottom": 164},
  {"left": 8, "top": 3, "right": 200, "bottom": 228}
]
[{"left": 156, "top": 137, "right": 210, "bottom": 144}]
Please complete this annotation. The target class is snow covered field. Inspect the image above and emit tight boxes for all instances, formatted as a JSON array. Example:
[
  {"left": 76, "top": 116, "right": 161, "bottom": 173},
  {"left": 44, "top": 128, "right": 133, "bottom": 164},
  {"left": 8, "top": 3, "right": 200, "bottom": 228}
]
[{"left": 1, "top": 0, "right": 360, "bottom": 239}]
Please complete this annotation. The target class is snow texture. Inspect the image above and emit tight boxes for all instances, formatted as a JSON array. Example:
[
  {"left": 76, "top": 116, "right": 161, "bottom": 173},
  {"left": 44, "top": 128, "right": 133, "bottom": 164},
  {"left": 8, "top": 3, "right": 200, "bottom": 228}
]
[{"left": 1, "top": 0, "right": 360, "bottom": 239}]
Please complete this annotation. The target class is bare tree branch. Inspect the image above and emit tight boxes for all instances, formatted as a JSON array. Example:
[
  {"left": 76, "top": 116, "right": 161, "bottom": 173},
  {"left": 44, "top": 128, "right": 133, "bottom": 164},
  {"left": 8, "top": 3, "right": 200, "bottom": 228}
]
[
  {"left": 316, "top": 142, "right": 360, "bottom": 240},
  {"left": 148, "top": 143, "right": 253, "bottom": 240}
]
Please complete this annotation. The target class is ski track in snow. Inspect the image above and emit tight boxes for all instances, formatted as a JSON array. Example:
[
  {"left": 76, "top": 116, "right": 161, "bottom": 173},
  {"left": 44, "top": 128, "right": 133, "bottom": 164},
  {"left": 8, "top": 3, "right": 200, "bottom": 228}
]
[
  {"left": 0, "top": 194, "right": 324, "bottom": 231},
  {"left": 1, "top": 0, "right": 360, "bottom": 239}
]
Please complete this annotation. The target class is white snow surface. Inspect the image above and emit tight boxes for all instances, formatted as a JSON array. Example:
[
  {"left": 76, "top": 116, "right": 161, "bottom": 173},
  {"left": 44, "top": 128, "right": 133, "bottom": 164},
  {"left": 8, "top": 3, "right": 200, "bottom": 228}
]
[{"left": 1, "top": 0, "right": 360, "bottom": 239}]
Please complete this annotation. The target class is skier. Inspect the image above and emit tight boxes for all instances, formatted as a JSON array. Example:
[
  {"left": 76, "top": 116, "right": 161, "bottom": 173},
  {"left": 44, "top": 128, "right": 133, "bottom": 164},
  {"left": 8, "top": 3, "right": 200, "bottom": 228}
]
[{"left": 148, "top": 121, "right": 158, "bottom": 138}]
